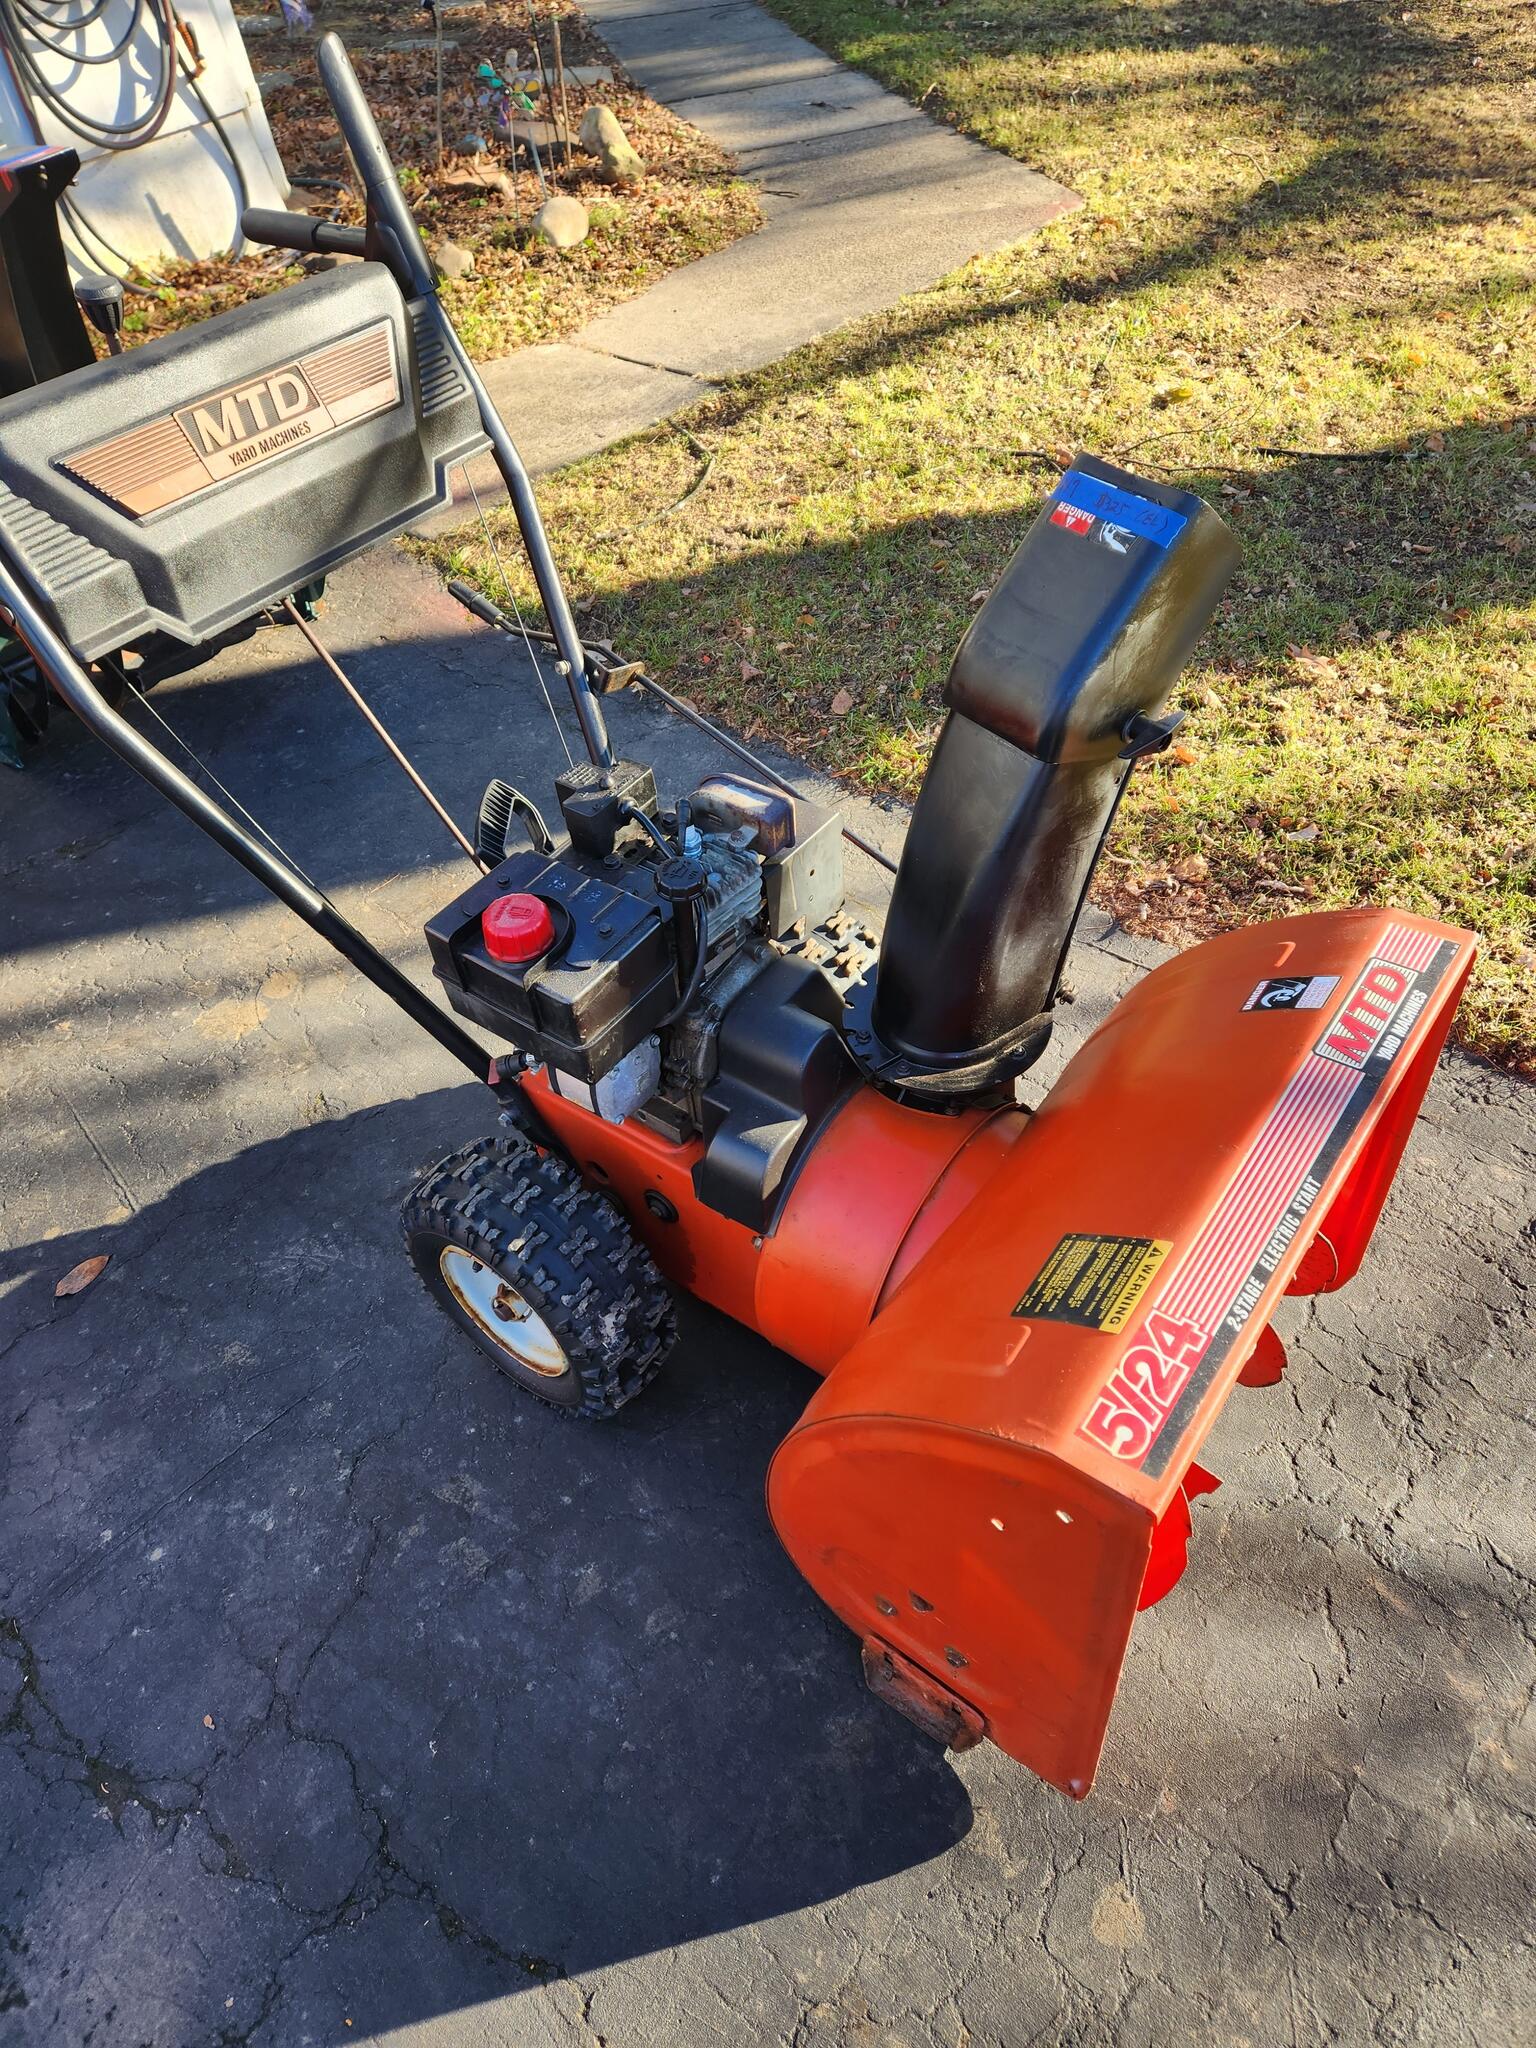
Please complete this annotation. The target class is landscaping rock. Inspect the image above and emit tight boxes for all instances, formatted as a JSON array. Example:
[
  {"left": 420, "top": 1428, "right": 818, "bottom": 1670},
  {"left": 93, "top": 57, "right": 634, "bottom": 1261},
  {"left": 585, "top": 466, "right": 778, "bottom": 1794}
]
[
  {"left": 507, "top": 116, "right": 569, "bottom": 161},
  {"left": 578, "top": 104, "right": 645, "bottom": 186},
  {"left": 532, "top": 196, "right": 590, "bottom": 249},
  {"left": 254, "top": 70, "right": 295, "bottom": 99},
  {"left": 431, "top": 238, "right": 475, "bottom": 280},
  {"left": 458, "top": 131, "right": 489, "bottom": 156},
  {"left": 442, "top": 161, "right": 516, "bottom": 199}
]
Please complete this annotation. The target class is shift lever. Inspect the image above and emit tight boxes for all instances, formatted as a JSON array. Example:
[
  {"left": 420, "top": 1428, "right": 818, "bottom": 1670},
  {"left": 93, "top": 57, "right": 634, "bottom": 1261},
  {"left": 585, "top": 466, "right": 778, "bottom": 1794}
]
[{"left": 74, "top": 273, "right": 125, "bottom": 355}]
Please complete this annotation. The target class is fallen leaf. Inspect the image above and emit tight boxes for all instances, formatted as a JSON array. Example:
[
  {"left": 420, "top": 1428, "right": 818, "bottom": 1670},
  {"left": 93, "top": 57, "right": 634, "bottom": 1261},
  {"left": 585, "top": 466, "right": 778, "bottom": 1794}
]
[
  {"left": 1174, "top": 854, "right": 1209, "bottom": 883},
  {"left": 1169, "top": 743, "right": 1197, "bottom": 765},
  {"left": 830, "top": 689, "right": 854, "bottom": 716},
  {"left": 1283, "top": 824, "right": 1320, "bottom": 844},
  {"left": 968, "top": 588, "right": 988, "bottom": 607},
  {"left": 739, "top": 660, "right": 762, "bottom": 681},
  {"left": 55, "top": 1255, "right": 109, "bottom": 1298},
  {"left": 1424, "top": 431, "right": 1446, "bottom": 453},
  {"left": 203, "top": 1714, "right": 216, "bottom": 1729},
  {"left": 1287, "top": 644, "right": 1339, "bottom": 683}
]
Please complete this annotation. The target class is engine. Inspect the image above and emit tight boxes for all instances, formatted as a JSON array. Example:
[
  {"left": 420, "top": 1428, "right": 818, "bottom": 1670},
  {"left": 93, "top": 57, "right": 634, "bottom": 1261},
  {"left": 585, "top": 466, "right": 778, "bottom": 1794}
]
[
  {"left": 424, "top": 760, "right": 870, "bottom": 1229},
  {"left": 426, "top": 453, "right": 1239, "bottom": 1228}
]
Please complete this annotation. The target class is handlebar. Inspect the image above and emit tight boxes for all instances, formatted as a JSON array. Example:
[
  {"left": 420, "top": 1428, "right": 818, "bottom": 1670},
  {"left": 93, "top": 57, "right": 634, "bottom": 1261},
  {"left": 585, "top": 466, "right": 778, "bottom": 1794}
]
[
  {"left": 241, "top": 208, "right": 368, "bottom": 259},
  {"left": 245, "top": 32, "right": 613, "bottom": 772}
]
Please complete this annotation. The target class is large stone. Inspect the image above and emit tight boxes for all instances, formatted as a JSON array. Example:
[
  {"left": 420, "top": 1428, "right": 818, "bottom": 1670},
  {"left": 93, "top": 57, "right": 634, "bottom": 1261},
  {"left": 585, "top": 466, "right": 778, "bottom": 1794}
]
[
  {"left": 505, "top": 116, "right": 569, "bottom": 160},
  {"left": 532, "top": 195, "right": 590, "bottom": 249},
  {"left": 441, "top": 160, "right": 516, "bottom": 199},
  {"left": 430, "top": 238, "right": 475, "bottom": 281},
  {"left": 578, "top": 104, "right": 645, "bottom": 186}
]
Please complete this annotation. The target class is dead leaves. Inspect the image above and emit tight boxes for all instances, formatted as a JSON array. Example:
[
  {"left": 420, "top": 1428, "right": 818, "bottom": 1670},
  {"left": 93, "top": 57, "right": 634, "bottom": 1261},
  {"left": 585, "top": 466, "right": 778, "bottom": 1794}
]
[
  {"left": 829, "top": 689, "right": 855, "bottom": 717},
  {"left": 55, "top": 1255, "right": 109, "bottom": 1299},
  {"left": 1288, "top": 644, "right": 1340, "bottom": 685}
]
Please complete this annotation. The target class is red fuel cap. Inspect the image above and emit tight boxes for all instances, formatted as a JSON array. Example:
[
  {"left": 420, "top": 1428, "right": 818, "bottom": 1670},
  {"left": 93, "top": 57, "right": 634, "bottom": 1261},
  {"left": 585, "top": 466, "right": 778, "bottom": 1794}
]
[{"left": 482, "top": 892, "right": 556, "bottom": 964}]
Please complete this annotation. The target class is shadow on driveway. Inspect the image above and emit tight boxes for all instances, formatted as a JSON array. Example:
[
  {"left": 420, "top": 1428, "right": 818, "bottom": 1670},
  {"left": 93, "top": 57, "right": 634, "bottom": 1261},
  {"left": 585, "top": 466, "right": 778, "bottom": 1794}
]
[{"left": 1, "top": 1088, "right": 972, "bottom": 2038}]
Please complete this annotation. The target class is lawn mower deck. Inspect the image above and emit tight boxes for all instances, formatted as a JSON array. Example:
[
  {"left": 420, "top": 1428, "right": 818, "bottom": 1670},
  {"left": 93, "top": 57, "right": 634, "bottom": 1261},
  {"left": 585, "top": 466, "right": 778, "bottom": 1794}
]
[{"left": 0, "top": 37, "right": 1475, "bottom": 1797}]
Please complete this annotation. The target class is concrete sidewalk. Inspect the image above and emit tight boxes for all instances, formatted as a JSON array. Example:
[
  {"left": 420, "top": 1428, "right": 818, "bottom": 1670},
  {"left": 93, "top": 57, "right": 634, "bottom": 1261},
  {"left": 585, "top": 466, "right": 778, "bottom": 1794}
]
[
  {"left": 422, "top": 0, "right": 1076, "bottom": 518},
  {"left": 2, "top": 546, "right": 1533, "bottom": 2047}
]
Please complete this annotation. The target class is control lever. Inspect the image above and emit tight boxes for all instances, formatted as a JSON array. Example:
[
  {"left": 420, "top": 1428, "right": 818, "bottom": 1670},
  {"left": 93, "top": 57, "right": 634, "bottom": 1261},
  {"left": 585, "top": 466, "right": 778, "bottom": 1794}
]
[
  {"left": 1119, "top": 709, "right": 1186, "bottom": 761},
  {"left": 73, "top": 273, "right": 124, "bottom": 355}
]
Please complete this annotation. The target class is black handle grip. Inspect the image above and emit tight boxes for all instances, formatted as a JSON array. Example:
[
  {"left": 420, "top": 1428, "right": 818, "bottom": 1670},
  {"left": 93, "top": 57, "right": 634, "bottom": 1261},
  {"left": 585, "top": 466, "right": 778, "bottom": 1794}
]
[
  {"left": 447, "top": 578, "right": 508, "bottom": 630},
  {"left": 241, "top": 207, "right": 368, "bottom": 258}
]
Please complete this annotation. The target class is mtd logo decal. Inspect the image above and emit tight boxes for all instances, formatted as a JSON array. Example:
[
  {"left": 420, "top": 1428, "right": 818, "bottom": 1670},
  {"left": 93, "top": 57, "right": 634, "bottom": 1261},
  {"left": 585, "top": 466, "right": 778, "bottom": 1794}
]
[
  {"left": 174, "top": 366, "right": 330, "bottom": 479},
  {"left": 1315, "top": 958, "right": 1419, "bottom": 1069}
]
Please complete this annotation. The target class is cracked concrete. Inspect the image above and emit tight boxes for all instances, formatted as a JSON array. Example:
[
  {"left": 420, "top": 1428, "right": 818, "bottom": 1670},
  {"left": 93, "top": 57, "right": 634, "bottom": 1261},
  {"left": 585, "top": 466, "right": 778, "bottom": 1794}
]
[{"left": 2, "top": 547, "right": 1533, "bottom": 2047}]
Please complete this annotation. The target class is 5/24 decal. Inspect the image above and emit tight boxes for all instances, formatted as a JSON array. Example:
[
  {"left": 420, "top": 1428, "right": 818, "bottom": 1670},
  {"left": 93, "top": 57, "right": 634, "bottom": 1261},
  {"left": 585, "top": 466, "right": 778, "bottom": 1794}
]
[{"left": 1079, "top": 1309, "right": 1208, "bottom": 1462}]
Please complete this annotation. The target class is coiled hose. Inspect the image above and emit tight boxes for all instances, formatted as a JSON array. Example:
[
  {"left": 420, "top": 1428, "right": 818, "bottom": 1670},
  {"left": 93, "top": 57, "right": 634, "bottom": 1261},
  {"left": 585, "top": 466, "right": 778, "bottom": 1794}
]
[{"left": 0, "top": 0, "right": 253, "bottom": 276}]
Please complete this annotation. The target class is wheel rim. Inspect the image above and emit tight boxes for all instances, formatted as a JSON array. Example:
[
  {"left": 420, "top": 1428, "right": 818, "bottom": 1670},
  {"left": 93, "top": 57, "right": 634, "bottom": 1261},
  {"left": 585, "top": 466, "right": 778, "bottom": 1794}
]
[{"left": 438, "top": 1248, "right": 570, "bottom": 1378}]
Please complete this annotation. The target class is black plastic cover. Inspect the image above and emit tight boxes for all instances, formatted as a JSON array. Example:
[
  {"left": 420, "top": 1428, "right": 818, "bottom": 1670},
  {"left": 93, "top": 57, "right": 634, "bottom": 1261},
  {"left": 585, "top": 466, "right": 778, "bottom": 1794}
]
[
  {"left": 870, "top": 455, "right": 1239, "bottom": 1095},
  {"left": 0, "top": 265, "right": 486, "bottom": 658},
  {"left": 695, "top": 955, "right": 856, "bottom": 1230},
  {"left": 426, "top": 842, "right": 678, "bottom": 1084},
  {"left": 0, "top": 145, "right": 95, "bottom": 399},
  {"left": 944, "top": 453, "right": 1237, "bottom": 760}
]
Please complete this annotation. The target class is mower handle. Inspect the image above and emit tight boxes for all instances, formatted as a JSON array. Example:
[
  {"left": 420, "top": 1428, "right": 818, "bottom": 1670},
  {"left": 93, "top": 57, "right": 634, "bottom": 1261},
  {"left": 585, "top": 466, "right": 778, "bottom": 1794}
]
[{"left": 241, "top": 208, "right": 368, "bottom": 260}]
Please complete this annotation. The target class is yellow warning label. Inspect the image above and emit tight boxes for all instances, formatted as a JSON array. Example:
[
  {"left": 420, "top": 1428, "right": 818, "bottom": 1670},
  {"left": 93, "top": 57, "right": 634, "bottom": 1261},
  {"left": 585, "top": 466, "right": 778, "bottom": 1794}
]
[{"left": 1013, "top": 1233, "right": 1171, "bottom": 1333}]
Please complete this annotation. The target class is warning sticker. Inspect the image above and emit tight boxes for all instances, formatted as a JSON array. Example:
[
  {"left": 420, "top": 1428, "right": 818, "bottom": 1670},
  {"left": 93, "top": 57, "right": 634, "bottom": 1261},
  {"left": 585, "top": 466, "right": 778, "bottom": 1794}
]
[
  {"left": 1014, "top": 1233, "right": 1172, "bottom": 1333},
  {"left": 1243, "top": 974, "right": 1339, "bottom": 1013},
  {"left": 1049, "top": 469, "right": 1189, "bottom": 549}
]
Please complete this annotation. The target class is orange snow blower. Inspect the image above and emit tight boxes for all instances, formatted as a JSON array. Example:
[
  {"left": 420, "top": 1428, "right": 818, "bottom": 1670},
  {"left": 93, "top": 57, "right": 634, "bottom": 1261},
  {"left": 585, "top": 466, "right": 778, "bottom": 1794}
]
[{"left": 0, "top": 39, "right": 1473, "bottom": 1796}]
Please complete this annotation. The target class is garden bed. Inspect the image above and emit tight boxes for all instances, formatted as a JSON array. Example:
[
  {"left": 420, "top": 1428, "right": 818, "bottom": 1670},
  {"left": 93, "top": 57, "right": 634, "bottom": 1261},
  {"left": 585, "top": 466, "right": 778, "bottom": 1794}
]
[{"left": 118, "top": 0, "right": 759, "bottom": 357}]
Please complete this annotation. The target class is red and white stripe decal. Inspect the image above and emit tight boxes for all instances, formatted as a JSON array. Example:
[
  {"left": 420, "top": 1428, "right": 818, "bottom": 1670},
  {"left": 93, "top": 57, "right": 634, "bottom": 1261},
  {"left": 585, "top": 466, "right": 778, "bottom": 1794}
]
[{"left": 1076, "top": 923, "right": 1447, "bottom": 1467}]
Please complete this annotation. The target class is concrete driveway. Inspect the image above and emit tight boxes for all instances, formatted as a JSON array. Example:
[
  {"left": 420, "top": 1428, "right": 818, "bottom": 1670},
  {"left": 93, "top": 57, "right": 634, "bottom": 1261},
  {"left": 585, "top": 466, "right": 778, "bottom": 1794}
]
[{"left": 2, "top": 550, "right": 1532, "bottom": 2048}]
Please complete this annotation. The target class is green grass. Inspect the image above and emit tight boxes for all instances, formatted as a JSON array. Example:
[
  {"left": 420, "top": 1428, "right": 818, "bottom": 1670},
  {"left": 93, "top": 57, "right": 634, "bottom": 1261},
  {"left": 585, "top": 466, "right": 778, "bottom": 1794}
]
[{"left": 429, "top": 0, "right": 1536, "bottom": 1070}]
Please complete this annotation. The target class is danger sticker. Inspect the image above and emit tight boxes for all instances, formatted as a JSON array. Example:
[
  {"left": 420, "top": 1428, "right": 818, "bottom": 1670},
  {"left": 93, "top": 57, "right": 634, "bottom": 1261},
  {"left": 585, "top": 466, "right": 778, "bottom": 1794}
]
[
  {"left": 1050, "top": 503, "right": 1096, "bottom": 537},
  {"left": 1243, "top": 974, "right": 1339, "bottom": 1013},
  {"left": 1050, "top": 469, "right": 1189, "bottom": 549},
  {"left": 1015, "top": 1233, "right": 1171, "bottom": 1333}
]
